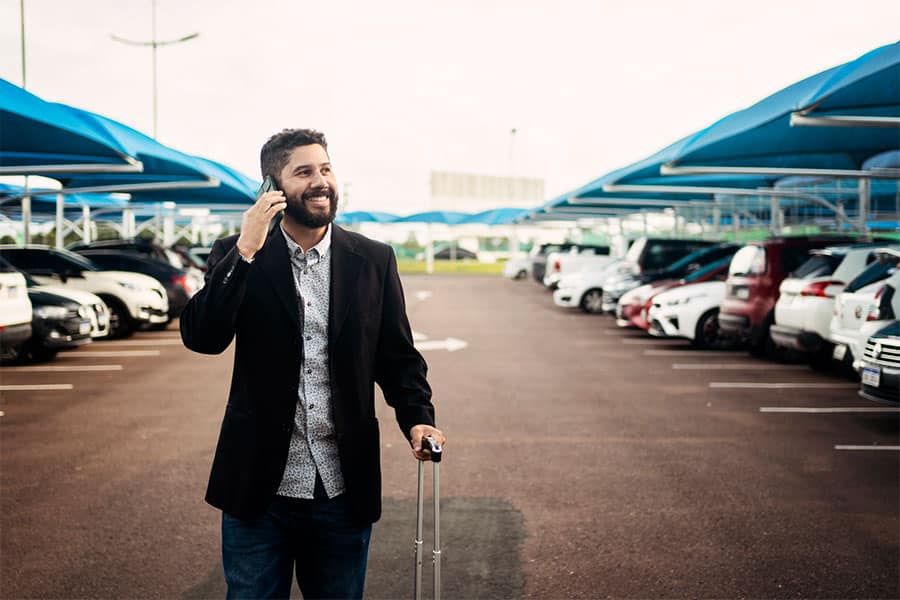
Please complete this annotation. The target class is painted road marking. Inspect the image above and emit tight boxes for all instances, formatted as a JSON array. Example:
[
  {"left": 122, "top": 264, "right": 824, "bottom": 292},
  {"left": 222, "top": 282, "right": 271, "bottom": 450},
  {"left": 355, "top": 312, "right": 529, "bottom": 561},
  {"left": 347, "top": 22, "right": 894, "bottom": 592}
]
[
  {"left": 57, "top": 350, "right": 161, "bottom": 358},
  {"left": 621, "top": 338, "right": 686, "bottom": 345},
  {"left": 0, "top": 384, "right": 74, "bottom": 391},
  {"left": 412, "top": 330, "right": 428, "bottom": 342},
  {"left": 1, "top": 365, "right": 123, "bottom": 373},
  {"left": 674, "top": 363, "right": 808, "bottom": 370},
  {"left": 414, "top": 291, "right": 433, "bottom": 301},
  {"left": 834, "top": 445, "right": 900, "bottom": 451},
  {"left": 97, "top": 339, "right": 183, "bottom": 347},
  {"left": 416, "top": 338, "right": 468, "bottom": 352},
  {"left": 760, "top": 407, "right": 900, "bottom": 413},
  {"left": 710, "top": 382, "right": 858, "bottom": 389},
  {"left": 645, "top": 349, "right": 740, "bottom": 357},
  {"left": 0, "top": 411, "right": 4, "bottom": 417}
]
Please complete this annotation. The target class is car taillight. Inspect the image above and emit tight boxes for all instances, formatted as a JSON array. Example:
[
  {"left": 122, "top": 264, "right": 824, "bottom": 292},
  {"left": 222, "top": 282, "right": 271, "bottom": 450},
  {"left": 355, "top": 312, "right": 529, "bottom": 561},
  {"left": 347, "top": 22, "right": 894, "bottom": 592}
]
[
  {"left": 553, "top": 260, "right": 561, "bottom": 273},
  {"left": 800, "top": 280, "right": 844, "bottom": 298},
  {"left": 171, "top": 274, "right": 194, "bottom": 294}
]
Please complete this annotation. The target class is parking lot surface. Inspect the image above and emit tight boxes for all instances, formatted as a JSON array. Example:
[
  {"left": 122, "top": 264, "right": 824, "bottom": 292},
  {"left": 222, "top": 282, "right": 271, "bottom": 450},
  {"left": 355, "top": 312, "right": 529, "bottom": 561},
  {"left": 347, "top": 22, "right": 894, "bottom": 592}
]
[{"left": 2, "top": 274, "right": 898, "bottom": 599}]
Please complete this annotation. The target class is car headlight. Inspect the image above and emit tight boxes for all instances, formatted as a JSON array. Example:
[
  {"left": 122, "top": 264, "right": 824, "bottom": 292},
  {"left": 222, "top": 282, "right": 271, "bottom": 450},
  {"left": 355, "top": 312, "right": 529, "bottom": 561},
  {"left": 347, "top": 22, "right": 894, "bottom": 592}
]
[
  {"left": 117, "top": 281, "right": 141, "bottom": 291},
  {"left": 77, "top": 305, "right": 91, "bottom": 318},
  {"left": 35, "top": 305, "right": 69, "bottom": 319}
]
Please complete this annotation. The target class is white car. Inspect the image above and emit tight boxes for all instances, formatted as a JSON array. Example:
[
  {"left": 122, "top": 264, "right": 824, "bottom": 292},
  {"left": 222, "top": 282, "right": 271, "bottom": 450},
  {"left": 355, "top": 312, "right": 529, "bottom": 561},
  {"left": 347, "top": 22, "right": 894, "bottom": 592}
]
[
  {"left": 646, "top": 280, "right": 729, "bottom": 348},
  {"left": 553, "top": 259, "right": 626, "bottom": 313},
  {"left": 829, "top": 249, "right": 900, "bottom": 370},
  {"left": 23, "top": 272, "right": 110, "bottom": 339},
  {"left": 0, "top": 259, "right": 33, "bottom": 356},
  {"left": 0, "top": 245, "right": 168, "bottom": 338},
  {"left": 542, "top": 248, "right": 613, "bottom": 289},
  {"left": 770, "top": 244, "right": 896, "bottom": 364},
  {"left": 503, "top": 257, "right": 531, "bottom": 280}
]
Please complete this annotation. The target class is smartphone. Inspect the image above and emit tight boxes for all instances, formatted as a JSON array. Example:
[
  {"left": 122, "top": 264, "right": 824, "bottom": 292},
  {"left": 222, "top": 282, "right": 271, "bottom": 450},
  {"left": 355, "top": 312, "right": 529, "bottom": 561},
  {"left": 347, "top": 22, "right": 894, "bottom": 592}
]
[{"left": 256, "top": 176, "right": 283, "bottom": 234}]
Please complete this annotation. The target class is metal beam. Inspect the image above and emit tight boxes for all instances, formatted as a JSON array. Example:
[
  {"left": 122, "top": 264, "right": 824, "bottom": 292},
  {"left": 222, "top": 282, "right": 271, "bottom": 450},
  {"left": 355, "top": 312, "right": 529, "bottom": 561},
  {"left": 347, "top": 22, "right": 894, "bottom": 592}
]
[
  {"left": 0, "top": 156, "right": 143, "bottom": 176},
  {"left": 659, "top": 163, "right": 900, "bottom": 180},
  {"left": 790, "top": 112, "right": 900, "bottom": 128},
  {"left": 567, "top": 196, "right": 703, "bottom": 208}
]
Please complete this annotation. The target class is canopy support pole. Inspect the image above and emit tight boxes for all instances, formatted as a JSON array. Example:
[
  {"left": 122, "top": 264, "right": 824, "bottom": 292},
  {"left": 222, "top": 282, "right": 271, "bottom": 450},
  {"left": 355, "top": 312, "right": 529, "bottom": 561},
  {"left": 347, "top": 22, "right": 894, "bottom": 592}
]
[
  {"left": 82, "top": 205, "right": 92, "bottom": 243},
  {"left": 22, "top": 177, "right": 31, "bottom": 244},
  {"left": 858, "top": 178, "right": 870, "bottom": 238},
  {"left": 425, "top": 224, "right": 434, "bottom": 274},
  {"left": 55, "top": 192, "right": 64, "bottom": 248}
]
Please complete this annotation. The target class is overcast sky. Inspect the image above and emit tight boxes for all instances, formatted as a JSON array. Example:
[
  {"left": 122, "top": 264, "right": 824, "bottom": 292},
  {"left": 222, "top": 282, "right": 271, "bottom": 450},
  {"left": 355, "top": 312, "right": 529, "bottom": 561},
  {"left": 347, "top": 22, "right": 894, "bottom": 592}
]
[{"left": 1, "top": 1, "right": 898, "bottom": 214}]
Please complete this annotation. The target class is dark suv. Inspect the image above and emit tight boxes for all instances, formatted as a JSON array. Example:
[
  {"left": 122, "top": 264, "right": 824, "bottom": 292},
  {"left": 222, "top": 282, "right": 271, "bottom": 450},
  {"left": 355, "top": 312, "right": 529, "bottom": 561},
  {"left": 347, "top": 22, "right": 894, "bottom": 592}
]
[{"left": 719, "top": 236, "right": 855, "bottom": 356}]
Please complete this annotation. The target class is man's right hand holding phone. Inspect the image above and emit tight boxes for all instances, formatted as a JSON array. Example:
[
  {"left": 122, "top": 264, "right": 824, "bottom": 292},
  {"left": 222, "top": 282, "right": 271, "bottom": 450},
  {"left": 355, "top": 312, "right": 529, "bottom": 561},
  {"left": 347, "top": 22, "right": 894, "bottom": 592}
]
[{"left": 236, "top": 189, "right": 287, "bottom": 261}]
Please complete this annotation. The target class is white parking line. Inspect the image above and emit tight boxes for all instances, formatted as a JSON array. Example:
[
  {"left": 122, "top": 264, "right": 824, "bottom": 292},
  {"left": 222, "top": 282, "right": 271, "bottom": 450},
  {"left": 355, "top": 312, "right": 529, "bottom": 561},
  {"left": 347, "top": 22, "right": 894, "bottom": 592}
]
[
  {"left": 834, "top": 445, "right": 900, "bottom": 451},
  {"left": 711, "top": 382, "right": 858, "bottom": 389},
  {"left": 0, "top": 384, "right": 73, "bottom": 391},
  {"left": 0, "top": 410, "right": 4, "bottom": 417},
  {"left": 57, "top": 350, "right": 161, "bottom": 358},
  {"left": 98, "top": 339, "right": 183, "bottom": 347},
  {"left": 622, "top": 338, "right": 686, "bottom": 345},
  {"left": 1, "top": 365, "right": 123, "bottom": 372},
  {"left": 645, "top": 349, "right": 740, "bottom": 357},
  {"left": 674, "top": 363, "right": 808, "bottom": 370},
  {"left": 760, "top": 407, "right": 900, "bottom": 413}
]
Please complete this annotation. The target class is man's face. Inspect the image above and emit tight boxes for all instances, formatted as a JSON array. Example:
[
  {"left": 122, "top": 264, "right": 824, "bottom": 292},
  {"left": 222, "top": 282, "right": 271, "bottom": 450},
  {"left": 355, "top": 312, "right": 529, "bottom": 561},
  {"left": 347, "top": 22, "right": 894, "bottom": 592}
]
[{"left": 277, "top": 144, "right": 339, "bottom": 228}]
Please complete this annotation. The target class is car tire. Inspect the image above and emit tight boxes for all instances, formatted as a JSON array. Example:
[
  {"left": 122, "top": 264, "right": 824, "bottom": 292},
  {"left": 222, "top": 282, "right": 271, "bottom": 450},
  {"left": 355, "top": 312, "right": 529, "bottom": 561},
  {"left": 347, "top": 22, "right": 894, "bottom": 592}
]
[
  {"left": 11, "top": 339, "right": 58, "bottom": 363},
  {"left": 514, "top": 269, "right": 527, "bottom": 280},
  {"left": 100, "top": 295, "right": 134, "bottom": 339},
  {"left": 748, "top": 313, "right": 775, "bottom": 358},
  {"left": 692, "top": 309, "right": 723, "bottom": 349},
  {"left": 579, "top": 289, "right": 604, "bottom": 314}
]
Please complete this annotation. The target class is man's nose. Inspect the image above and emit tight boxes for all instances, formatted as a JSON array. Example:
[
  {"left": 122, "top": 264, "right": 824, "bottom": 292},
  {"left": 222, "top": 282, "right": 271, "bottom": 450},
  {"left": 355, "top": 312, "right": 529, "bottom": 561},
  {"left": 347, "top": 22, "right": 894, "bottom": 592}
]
[{"left": 311, "top": 170, "right": 328, "bottom": 188}]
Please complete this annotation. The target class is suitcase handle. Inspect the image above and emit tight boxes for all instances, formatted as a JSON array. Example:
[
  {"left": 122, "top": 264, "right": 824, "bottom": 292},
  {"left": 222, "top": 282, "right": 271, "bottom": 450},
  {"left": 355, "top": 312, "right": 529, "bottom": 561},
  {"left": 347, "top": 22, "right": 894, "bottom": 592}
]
[{"left": 422, "top": 435, "right": 443, "bottom": 462}]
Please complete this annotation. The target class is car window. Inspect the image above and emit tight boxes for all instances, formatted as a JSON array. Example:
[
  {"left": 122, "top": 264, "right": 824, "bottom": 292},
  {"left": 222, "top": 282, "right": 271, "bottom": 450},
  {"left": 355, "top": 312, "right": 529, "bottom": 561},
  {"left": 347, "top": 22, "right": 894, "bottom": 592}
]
[
  {"left": 52, "top": 250, "right": 98, "bottom": 272},
  {"left": 729, "top": 246, "right": 766, "bottom": 276},
  {"left": 684, "top": 257, "right": 732, "bottom": 282},
  {"left": 791, "top": 254, "right": 842, "bottom": 278},
  {"left": 0, "top": 256, "right": 16, "bottom": 273},
  {"left": 782, "top": 247, "right": 815, "bottom": 275},
  {"left": 845, "top": 253, "right": 900, "bottom": 292}
]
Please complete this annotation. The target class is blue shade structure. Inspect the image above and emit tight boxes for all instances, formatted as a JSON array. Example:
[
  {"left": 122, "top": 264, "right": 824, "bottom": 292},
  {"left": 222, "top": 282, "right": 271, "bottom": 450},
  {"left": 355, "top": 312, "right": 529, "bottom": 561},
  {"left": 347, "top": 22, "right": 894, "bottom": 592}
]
[
  {"left": 460, "top": 208, "right": 529, "bottom": 225},
  {"left": 395, "top": 211, "right": 468, "bottom": 225},
  {"left": 335, "top": 211, "right": 399, "bottom": 225},
  {"left": 0, "top": 79, "right": 140, "bottom": 174}
]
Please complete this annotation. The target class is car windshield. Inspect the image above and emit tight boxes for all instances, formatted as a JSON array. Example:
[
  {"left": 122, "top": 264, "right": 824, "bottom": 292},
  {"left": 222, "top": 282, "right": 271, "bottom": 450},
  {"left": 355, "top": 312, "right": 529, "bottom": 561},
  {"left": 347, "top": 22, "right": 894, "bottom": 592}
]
[
  {"left": 845, "top": 253, "right": 900, "bottom": 292},
  {"left": 791, "top": 253, "right": 843, "bottom": 278},
  {"left": 662, "top": 245, "right": 727, "bottom": 275},
  {"left": 684, "top": 257, "right": 731, "bottom": 282},
  {"left": 729, "top": 245, "right": 766, "bottom": 276},
  {"left": 57, "top": 249, "right": 99, "bottom": 271}
]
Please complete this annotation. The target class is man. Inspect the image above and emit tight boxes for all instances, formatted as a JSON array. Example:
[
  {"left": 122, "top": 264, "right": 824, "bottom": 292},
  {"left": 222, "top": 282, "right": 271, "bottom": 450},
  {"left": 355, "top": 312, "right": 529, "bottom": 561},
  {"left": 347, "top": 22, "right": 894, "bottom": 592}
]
[{"left": 180, "top": 128, "right": 444, "bottom": 599}]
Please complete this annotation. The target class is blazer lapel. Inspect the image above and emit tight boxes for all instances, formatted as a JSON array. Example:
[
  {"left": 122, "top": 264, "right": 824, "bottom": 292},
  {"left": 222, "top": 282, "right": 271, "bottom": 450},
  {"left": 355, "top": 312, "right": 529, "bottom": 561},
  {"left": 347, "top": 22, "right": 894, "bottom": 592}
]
[
  {"left": 255, "top": 228, "right": 302, "bottom": 331},
  {"left": 329, "top": 225, "right": 365, "bottom": 347}
]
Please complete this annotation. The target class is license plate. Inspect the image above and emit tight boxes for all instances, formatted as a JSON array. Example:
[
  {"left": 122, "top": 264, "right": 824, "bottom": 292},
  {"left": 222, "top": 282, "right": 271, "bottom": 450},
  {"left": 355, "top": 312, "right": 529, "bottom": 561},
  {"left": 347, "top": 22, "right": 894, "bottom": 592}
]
[
  {"left": 79, "top": 322, "right": 92, "bottom": 335},
  {"left": 832, "top": 344, "right": 847, "bottom": 361},
  {"left": 861, "top": 366, "right": 880, "bottom": 388}
]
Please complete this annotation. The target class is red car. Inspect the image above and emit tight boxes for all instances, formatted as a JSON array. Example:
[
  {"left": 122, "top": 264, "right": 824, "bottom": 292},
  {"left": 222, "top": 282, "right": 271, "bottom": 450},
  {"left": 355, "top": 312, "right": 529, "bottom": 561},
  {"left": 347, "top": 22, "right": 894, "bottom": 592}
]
[
  {"left": 718, "top": 236, "right": 855, "bottom": 356},
  {"left": 619, "top": 255, "right": 735, "bottom": 330}
]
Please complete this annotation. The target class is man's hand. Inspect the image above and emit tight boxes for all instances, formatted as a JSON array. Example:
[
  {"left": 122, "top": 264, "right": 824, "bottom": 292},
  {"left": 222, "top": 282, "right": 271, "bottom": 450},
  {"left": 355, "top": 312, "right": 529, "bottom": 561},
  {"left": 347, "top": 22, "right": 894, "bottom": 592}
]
[
  {"left": 409, "top": 424, "right": 446, "bottom": 461},
  {"left": 236, "top": 190, "right": 287, "bottom": 260}
]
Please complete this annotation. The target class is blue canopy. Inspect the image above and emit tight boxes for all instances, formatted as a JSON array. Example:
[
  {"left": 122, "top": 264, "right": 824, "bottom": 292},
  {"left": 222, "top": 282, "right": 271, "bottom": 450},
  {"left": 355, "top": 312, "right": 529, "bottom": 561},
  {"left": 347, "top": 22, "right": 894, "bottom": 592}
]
[
  {"left": 395, "top": 211, "right": 468, "bottom": 225},
  {"left": 335, "top": 211, "right": 398, "bottom": 224},
  {"left": 667, "top": 43, "right": 900, "bottom": 171},
  {"left": 459, "top": 208, "right": 529, "bottom": 225},
  {"left": 0, "top": 79, "right": 136, "bottom": 169}
]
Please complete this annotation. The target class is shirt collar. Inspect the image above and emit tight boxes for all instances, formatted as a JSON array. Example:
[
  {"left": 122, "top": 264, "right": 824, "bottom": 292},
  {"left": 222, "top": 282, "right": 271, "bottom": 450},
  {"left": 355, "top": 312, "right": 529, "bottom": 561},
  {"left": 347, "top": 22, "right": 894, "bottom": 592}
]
[{"left": 281, "top": 223, "right": 333, "bottom": 258}]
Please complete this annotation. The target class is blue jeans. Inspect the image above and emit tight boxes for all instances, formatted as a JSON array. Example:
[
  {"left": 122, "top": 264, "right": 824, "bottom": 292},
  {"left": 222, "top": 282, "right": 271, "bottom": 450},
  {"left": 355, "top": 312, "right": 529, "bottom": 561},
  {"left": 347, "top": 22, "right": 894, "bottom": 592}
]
[{"left": 222, "top": 492, "right": 372, "bottom": 599}]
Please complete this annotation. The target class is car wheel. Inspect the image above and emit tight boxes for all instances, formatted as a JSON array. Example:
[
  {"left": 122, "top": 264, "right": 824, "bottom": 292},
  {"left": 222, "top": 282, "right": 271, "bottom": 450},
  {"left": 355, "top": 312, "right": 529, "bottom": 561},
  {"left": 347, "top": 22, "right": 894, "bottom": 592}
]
[
  {"left": 579, "top": 289, "right": 604, "bottom": 314},
  {"left": 101, "top": 296, "right": 134, "bottom": 339},
  {"left": 514, "top": 269, "right": 527, "bottom": 280},
  {"left": 692, "top": 309, "right": 722, "bottom": 349},
  {"left": 748, "top": 314, "right": 775, "bottom": 358}
]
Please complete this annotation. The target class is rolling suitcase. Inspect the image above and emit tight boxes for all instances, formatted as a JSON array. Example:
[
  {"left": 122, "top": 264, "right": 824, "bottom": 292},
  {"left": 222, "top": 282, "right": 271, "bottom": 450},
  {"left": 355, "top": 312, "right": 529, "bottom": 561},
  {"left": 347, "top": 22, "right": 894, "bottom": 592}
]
[{"left": 414, "top": 435, "right": 443, "bottom": 600}]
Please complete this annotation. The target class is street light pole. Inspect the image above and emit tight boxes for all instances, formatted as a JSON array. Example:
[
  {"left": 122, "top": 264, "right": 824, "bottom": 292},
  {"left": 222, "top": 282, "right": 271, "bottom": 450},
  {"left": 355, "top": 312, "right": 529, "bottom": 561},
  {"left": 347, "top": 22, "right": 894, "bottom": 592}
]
[{"left": 111, "top": 0, "right": 198, "bottom": 138}]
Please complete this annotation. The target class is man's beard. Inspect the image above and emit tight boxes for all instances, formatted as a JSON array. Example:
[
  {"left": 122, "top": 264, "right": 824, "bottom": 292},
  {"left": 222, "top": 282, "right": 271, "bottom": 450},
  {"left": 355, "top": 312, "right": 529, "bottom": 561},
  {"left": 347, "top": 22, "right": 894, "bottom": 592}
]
[{"left": 284, "top": 186, "right": 338, "bottom": 228}]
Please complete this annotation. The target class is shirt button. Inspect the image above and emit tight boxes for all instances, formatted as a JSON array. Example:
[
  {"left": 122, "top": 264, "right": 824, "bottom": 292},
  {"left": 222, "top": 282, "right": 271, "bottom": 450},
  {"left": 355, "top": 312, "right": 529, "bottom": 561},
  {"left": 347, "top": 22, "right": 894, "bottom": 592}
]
[
  {"left": 308, "top": 404, "right": 315, "bottom": 409},
  {"left": 306, "top": 301, "right": 312, "bottom": 307},
  {"left": 306, "top": 369, "right": 312, "bottom": 374},
  {"left": 305, "top": 335, "right": 312, "bottom": 341}
]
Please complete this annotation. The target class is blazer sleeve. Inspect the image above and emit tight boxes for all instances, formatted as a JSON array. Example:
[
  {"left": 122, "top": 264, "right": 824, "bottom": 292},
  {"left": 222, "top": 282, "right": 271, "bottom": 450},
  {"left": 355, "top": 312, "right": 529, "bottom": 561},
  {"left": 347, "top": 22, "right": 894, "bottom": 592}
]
[
  {"left": 374, "top": 249, "right": 435, "bottom": 439},
  {"left": 180, "top": 238, "right": 252, "bottom": 355}
]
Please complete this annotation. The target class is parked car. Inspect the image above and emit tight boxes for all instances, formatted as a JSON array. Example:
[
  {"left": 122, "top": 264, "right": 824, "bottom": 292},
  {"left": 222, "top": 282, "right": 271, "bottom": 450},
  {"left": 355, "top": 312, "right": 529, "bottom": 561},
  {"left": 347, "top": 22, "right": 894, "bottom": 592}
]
[
  {"left": 552, "top": 259, "right": 625, "bottom": 313},
  {"left": 9, "top": 288, "right": 94, "bottom": 362},
  {"left": 0, "top": 245, "right": 169, "bottom": 338},
  {"left": 543, "top": 246, "right": 612, "bottom": 289},
  {"left": 21, "top": 271, "right": 110, "bottom": 339},
  {"left": 617, "top": 255, "right": 734, "bottom": 330},
  {"left": 69, "top": 237, "right": 183, "bottom": 268},
  {"left": 414, "top": 244, "right": 478, "bottom": 261},
  {"left": 718, "top": 236, "right": 855, "bottom": 356},
  {"left": 770, "top": 244, "right": 894, "bottom": 366},
  {"left": 601, "top": 241, "right": 733, "bottom": 313},
  {"left": 72, "top": 249, "right": 199, "bottom": 322},
  {"left": 858, "top": 320, "right": 900, "bottom": 405},
  {"left": 503, "top": 257, "right": 531, "bottom": 280},
  {"left": 829, "top": 249, "right": 900, "bottom": 370},
  {"left": 531, "top": 243, "right": 579, "bottom": 283},
  {"left": 188, "top": 246, "right": 212, "bottom": 268},
  {"left": 0, "top": 258, "right": 33, "bottom": 358},
  {"left": 647, "top": 278, "right": 734, "bottom": 349}
]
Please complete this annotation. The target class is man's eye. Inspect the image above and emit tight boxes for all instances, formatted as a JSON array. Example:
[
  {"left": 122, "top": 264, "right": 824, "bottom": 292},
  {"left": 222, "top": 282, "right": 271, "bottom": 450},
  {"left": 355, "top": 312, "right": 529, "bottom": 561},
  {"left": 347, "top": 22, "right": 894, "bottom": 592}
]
[{"left": 322, "top": 168, "right": 331, "bottom": 175}]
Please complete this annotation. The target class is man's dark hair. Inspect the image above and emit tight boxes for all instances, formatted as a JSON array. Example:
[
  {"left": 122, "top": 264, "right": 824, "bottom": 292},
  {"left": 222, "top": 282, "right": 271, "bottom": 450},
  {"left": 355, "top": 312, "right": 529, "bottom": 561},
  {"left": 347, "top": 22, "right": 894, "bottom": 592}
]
[{"left": 260, "top": 129, "right": 328, "bottom": 183}]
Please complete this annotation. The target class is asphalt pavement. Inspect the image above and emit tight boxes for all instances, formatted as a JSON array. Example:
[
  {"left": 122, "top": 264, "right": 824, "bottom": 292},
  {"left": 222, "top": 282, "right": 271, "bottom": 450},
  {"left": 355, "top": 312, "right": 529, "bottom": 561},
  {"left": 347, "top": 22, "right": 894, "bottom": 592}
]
[{"left": 1, "top": 274, "right": 897, "bottom": 599}]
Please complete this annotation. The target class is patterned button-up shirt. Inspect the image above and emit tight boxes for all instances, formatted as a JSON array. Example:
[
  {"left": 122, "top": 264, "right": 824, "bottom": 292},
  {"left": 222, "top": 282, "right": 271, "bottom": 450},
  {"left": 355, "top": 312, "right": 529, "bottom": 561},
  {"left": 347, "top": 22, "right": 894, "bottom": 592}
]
[{"left": 276, "top": 224, "right": 346, "bottom": 499}]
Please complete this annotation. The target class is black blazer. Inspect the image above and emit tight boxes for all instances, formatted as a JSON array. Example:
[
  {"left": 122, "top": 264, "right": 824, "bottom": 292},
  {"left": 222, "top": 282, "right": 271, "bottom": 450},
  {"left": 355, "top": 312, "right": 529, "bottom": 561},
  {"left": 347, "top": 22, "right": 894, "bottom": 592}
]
[{"left": 180, "top": 225, "right": 434, "bottom": 524}]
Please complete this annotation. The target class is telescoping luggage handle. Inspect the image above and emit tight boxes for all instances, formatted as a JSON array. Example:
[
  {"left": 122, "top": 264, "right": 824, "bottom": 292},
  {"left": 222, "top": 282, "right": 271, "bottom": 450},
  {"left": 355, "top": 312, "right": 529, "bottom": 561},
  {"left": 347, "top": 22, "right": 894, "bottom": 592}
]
[{"left": 414, "top": 435, "right": 442, "bottom": 600}]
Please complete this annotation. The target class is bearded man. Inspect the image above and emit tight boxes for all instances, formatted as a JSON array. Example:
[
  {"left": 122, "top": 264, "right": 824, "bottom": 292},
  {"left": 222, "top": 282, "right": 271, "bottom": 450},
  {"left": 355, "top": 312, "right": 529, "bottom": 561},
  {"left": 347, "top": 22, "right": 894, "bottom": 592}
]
[{"left": 181, "top": 128, "right": 444, "bottom": 599}]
